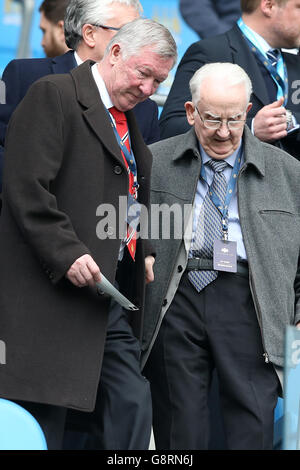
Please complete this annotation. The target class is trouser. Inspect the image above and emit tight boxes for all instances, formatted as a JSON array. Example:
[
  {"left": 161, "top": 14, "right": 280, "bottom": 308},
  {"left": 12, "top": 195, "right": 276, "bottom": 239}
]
[
  {"left": 19, "top": 296, "right": 152, "bottom": 450},
  {"left": 144, "top": 270, "right": 280, "bottom": 450}
]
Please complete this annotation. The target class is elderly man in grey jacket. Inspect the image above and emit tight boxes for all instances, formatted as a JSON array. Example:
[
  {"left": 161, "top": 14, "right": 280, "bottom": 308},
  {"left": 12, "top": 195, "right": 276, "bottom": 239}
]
[{"left": 142, "top": 62, "right": 300, "bottom": 450}]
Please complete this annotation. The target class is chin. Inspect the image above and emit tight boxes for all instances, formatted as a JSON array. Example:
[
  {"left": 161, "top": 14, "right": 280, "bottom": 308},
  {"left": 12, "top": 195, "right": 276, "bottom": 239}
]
[{"left": 211, "top": 147, "right": 233, "bottom": 159}]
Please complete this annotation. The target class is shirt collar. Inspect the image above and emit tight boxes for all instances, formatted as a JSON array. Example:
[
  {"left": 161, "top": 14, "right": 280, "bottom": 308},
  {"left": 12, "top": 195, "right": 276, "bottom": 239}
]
[
  {"left": 237, "top": 17, "right": 275, "bottom": 56},
  {"left": 74, "top": 51, "right": 84, "bottom": 66},
  {"left": 91, "top": 63, "right": 114, "bottom": 109}
]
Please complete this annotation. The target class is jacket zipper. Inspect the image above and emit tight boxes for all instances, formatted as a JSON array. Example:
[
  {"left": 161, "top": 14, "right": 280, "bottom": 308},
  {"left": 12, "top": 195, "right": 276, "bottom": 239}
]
[{"left": 237, "top": 166, "right": 270, "bottom": 364}]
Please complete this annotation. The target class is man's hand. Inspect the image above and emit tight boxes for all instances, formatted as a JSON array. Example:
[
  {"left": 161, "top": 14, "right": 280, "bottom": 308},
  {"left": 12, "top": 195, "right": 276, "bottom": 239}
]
[
  {"left": 66, "top": 254, "right": 101, "bottom": 287},
  {"left": 145, "top": 255, "right": 155, "bottom": 284},
  {"left": 253, "top": 97, "right": 288, "bottom": 142}
]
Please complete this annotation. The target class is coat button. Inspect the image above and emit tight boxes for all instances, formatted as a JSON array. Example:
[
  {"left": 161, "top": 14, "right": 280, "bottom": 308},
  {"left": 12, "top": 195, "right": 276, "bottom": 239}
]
[
  {"left": 114, "top": 165, "right": 122, "bottom": 175},
  {"left": 177, "top": 265, "right": 183, "bottom": 273},
  {"left": 162, "top": 299, "right": 168, "bottom": 307}
]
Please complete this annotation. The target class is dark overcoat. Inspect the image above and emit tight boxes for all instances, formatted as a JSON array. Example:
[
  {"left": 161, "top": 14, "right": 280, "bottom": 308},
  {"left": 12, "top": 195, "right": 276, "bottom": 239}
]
[
  {"left": 0, "top": 51, "right": 160, "bottom": 194},
  {"left": 0, "top": 60, "right": 152, "bottom": 411}
]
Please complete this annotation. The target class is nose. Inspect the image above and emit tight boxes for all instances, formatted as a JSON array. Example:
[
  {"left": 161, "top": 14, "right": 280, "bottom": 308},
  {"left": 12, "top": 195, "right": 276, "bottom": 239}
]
[
  {"left": 41, "top": 35, "right": 46, "bottom": 48},
  {"left": 216, "top": 121, "right": 230, "bottom": 137},
  {"left": 139, "top": 79, "right": 156, "bottom": 97}
]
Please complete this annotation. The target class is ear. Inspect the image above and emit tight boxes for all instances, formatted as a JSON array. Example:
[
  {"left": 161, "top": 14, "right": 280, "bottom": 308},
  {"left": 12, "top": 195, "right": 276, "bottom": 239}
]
[
  {"left": 260, "top": 0, "right": 276, "bottom": 18},
  {"left": 246, "top": 102, "right": 253, "bottom": 116},
  {"left": 185, "top": 101, "right": 196, "bottom": 126},
  {"left": 57, "top": 20, "right": 65, "bottom": 41},
  {"left": 109, "top": 44, "right": 122, "bottom": 65},
  {"left": 81, "top": 24, "right": 98, "bottom": 48}
]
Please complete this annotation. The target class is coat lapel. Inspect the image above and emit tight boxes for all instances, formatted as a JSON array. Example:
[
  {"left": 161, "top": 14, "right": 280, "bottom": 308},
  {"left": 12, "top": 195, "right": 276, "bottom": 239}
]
[
  {"left": 227, "top": 25, "right": 270, "bottom": 107},
  {"left": 70, "top": 61, "right": 126, "bottom": 168}
]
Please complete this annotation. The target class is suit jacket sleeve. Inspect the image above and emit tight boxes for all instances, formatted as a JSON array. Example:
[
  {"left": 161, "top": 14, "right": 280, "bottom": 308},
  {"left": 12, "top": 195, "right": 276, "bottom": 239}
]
[
  {"left": 145, "top": 99, "right": 160, "bottom": 144},
  {"left": 133, "top": 99, "right": 160, "bottom": 144},
  {"left": 3, "top": 79, "right": 90, "bottom": 283},
  {"left": 179, "top": 0, "right": 239, "bottom": 38},
  {"left": 0, "top": 61, "right": 24, "bottom": 193},
  {"left": 0, "top": 59, "right": 54, "bottom": 147}
]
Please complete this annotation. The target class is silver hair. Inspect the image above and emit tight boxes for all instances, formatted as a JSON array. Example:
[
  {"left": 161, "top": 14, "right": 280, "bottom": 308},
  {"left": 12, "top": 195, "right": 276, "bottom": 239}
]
[
  {"left": 103, "top": 18, "right": 178, "bottom": 65},
  {"left": 189, "top": 62, "right": 253, "bottom": 106},
  {"left": 64, "top": 0, "right": 143, "bottom": 50}
]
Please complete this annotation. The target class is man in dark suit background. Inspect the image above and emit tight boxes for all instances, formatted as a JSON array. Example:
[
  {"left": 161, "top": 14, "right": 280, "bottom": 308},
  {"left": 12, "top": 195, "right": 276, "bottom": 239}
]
[
  {"left": 160, "top": 0, "right": 300, "bottom": 161},
  {"left": 0, "top": 18, "right": 176, "bottom": 450},
  {"left": 0, "top": 0, "right": 161, "bottom": 193},
  {"left": 179, "top": 0, "right": 241, "bottom": 38}
]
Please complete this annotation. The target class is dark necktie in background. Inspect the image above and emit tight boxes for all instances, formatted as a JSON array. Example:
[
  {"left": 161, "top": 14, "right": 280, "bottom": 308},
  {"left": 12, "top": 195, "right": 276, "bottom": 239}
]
[{"left": 266, "top": 48, "right": 280, "bottom": 68}]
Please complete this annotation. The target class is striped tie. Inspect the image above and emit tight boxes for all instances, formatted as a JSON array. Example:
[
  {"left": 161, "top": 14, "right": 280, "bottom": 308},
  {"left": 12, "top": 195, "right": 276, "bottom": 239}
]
[
  {"left": 188, "top": 159, "right": 228, "bottom": 292},
  {"left": 266, "top": 48, "right": 280, "bottom": 68},
  {"left": 109, "top": 106, "right": 137, "bottom": 260}
]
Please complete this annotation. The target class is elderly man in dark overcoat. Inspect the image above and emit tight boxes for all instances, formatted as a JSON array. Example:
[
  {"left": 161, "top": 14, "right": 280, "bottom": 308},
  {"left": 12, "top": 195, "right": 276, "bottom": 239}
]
[{"left": 0, "top": 18, "right": 176, "bottom": 449}]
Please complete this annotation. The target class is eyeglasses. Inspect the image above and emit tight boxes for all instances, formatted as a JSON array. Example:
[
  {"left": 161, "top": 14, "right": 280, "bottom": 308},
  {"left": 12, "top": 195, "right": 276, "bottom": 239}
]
[
  {"left": 91, "top": 23, "right": 121, "bottom": 32},
  {"left": 195, "top": 107, "right": 246, "bottom": 130}
]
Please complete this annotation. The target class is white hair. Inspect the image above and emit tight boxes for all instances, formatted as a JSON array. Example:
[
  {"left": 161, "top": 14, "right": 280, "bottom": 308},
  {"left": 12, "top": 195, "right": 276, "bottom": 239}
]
[
  {"left": 104, "top": 18, "right": 178, "bottom": 65},
  {"left": 189, "top": 62, "right": 253, "bottom": 106},
  {"left": 64, "top": 0, "right": 143, "bottom": 50}
]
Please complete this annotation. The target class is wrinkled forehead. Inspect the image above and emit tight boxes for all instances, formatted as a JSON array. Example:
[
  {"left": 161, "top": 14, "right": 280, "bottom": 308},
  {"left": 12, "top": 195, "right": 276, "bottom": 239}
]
[
  {"left": 197, "top": 79, "right": 249, "bottom": 114},
  {"left": 123, "top": 47, "right": 173, "bottom": 75}
]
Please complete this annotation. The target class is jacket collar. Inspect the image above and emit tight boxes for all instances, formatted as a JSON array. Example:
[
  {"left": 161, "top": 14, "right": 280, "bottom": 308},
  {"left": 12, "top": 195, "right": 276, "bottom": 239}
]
[
  {"left": 173, "top": 125, "right": 265, "bottom": 177},
  {"left": 51, "top": 50, "right": 77, "bottom": 74},
  {"left": 172, "top": 128, "right": 201, "bottom": 161}
]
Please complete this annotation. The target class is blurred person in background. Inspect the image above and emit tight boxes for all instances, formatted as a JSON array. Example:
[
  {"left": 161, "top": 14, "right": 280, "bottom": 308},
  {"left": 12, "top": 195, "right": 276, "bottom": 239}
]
[
  {"left": 179, "top": 0, "right": 241, "bottom": 38},
  {"left": 39, "top": 0, "right": 70, "bottom": 57}
]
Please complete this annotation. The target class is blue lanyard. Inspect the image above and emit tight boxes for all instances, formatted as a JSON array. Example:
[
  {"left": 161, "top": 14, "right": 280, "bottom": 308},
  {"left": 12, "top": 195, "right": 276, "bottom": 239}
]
[
  {"left": 106, "top": 108, "right": 139, "bottom": 194},
  {"left": 200, "top": 146, "right": 243, "bottom": 238},
  {"left": 237, "top": 18, "right": 288, "bottom": 105}
]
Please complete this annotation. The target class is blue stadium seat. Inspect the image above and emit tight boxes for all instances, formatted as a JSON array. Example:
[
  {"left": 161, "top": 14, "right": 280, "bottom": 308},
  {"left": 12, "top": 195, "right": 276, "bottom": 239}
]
[{"left": 0, "top": 398, "right": 47, "bottom": 450}]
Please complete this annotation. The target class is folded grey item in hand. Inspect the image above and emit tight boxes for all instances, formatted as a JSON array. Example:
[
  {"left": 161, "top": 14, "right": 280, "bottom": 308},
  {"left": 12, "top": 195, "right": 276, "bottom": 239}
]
[{"left": 96, "top": 275, "right": 139, "bottom": 311}]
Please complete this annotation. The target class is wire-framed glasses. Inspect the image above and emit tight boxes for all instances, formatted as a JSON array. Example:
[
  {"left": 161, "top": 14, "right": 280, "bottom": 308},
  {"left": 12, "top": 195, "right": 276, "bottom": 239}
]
[
  {"left": 91, "top": 24, "right": 121, "bottom": 31},
  {"left": 195, "top": 106, "right": 246, "bottom": 130}
]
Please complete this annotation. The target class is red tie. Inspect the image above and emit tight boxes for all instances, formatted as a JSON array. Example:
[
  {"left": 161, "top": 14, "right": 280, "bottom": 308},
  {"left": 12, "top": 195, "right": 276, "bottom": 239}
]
[{"left": 109, "top": 106, "right": 136, "bottom": 261}]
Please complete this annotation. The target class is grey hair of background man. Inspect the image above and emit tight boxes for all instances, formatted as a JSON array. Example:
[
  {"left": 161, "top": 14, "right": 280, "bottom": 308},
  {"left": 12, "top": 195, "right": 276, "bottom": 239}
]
[
  {"left": 103, "top": 18, "right": 178, "bottom": 66},
  {"left": 189, "top": 63, "right": 253, "bottom": 107},
  {"left": 64, "top": 0, "right": 143, "bottom": 50}
]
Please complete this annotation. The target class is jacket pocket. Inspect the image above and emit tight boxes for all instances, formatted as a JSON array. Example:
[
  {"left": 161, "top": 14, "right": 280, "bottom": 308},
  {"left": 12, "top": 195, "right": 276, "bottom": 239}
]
[{"left": 259, "top": 209, "right": 296, "bottom": 217}]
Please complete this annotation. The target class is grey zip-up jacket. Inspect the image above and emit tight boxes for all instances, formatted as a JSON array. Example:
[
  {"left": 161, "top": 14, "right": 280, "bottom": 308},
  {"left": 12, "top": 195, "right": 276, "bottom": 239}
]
[{"left": 141, "top": 126, "right": 300, "bottom": 368}]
